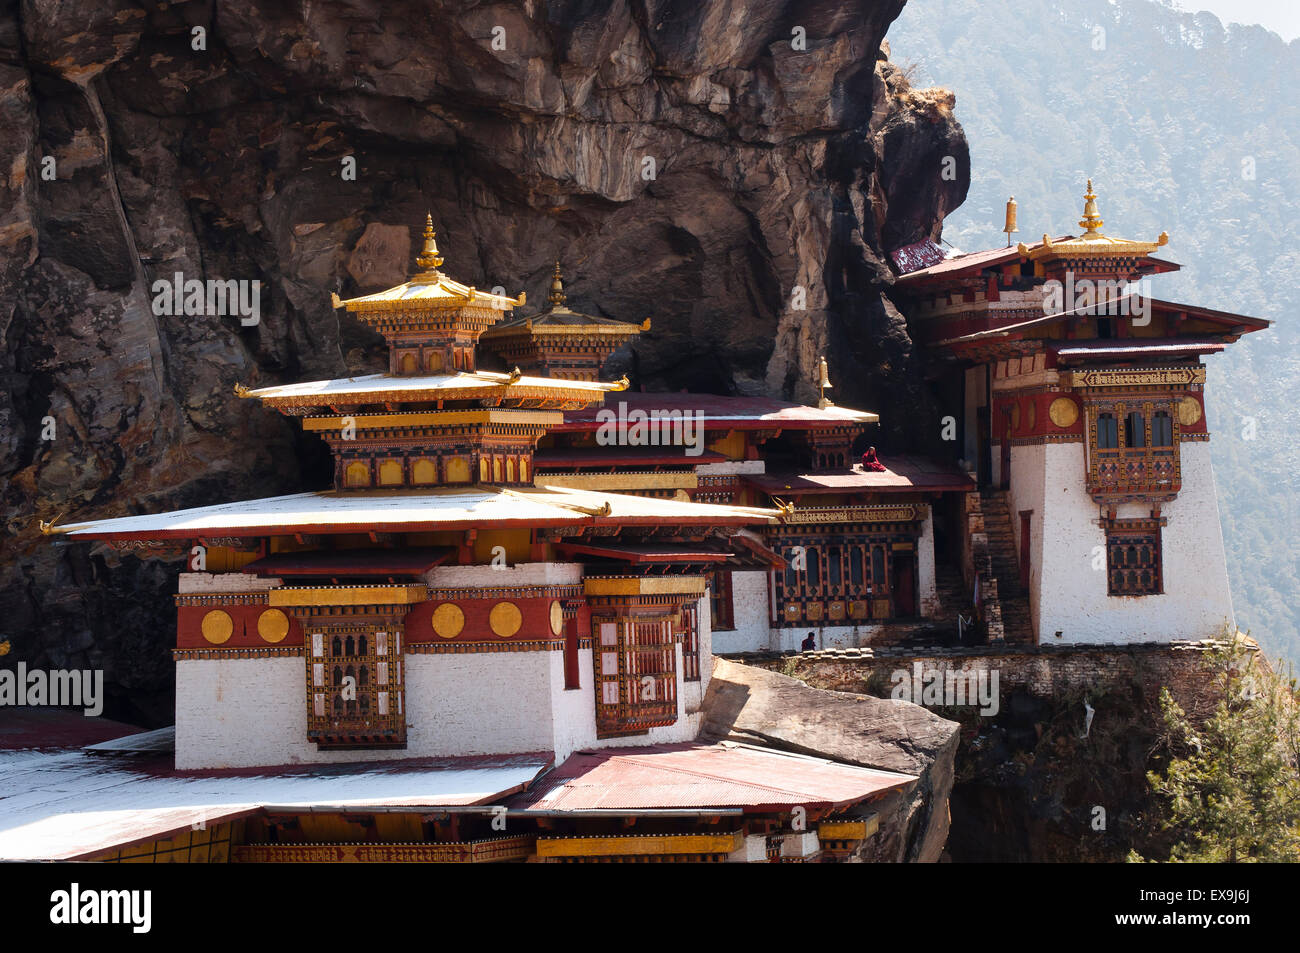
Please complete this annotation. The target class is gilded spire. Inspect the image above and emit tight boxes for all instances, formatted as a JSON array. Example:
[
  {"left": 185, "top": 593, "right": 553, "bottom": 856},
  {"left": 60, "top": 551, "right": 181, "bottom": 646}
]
[
  {"left": 548, "top": 260, "right": 567, "bottom": 309},
  {"left": 1078, "top": 179, "right": 1104, "bottom": 237},
  {"left": 414, "top": 213, "right": 444, "bottom": 279},
  {"left": 817, "top": 355, "right": 834, "bottom": 408}
]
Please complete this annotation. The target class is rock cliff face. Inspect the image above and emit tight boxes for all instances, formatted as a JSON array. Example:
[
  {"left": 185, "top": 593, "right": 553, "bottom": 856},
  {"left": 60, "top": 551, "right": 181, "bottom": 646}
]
[{"left": 0, "top": 0, "right": 967, "bottom": 720}]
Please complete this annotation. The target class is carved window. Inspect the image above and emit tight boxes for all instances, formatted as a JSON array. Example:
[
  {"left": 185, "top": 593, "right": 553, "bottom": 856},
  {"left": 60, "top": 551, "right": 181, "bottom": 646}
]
[
  {"left": 1105, "top": 521, "right": 1163, "bottom": 596},
  {"left": 773, "top": 533, "right": 900, "bottom": 625},
  {"left": 1086, "top": 399, "right": 1181, "bottom": 501},
  {"left": 308, "top": 628, "right": 405, "bottom": 749},
  {"left": 680, "top": 603, "right": 701, "bottom": 682},
  {"left": 592, "top": 615, "right": 678, "bottom": 738}
]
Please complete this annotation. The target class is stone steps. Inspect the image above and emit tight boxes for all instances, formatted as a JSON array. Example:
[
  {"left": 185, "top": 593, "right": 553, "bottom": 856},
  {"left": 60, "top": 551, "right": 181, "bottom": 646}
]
[{"left": 977, "top": 489, "right": 1034, "bottom": 643}]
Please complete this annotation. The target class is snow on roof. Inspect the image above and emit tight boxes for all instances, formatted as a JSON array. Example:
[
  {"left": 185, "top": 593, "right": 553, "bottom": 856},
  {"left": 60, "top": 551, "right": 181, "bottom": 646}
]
[
  {"left": 558, "top": 391, "right": 878, "bottom": 430},
  {"left": 244, "top": 370, "right": 614, "bottom": 402},
  {"left": 0, "top": 746, "right": 550, "bottom": 860},
  {"left": 51, "top": 484, "right": 779, "bottom": 540}
]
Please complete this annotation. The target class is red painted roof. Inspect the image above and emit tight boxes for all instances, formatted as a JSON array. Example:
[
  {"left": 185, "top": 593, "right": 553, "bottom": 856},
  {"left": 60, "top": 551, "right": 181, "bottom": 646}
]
[
  {"left": 746, "top": 455, "right": 974, "bottom": 495},
  {"left": 242, "top": 547, "right": 454, "bottom": 577},
  {"left": 509, "top": 742, "right": 914, "bottom": 813},
  {"left": 0, "top": 708, "right": 145, "bottom": 751}
]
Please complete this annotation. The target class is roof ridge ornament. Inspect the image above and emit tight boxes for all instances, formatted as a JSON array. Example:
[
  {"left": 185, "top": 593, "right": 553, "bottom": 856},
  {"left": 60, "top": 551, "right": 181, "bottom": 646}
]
[
  {"left": 1079, "top": 179, "right": 1104, "bottom": 237},
  {"left": 817, "top": 356, "right": 835, "bottom": 409},
  {"left": 414, "top": 213, "right": 444, "bottom": 280},
  {"left": 549, "top": 260, "right": 567, "bottom": 309}
]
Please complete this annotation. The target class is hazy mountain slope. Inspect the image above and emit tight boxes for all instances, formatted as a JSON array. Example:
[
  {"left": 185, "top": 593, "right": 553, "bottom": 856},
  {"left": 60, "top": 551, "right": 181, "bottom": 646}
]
[{"left": 890, "top": 0, "right": 1300, "bottom": 665}]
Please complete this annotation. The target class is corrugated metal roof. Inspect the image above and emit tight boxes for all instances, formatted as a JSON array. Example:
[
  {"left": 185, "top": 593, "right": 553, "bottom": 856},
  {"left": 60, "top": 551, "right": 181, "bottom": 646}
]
[
  {"left": 509, "top": 742, "right": 914, "bottom": 813},
  {"left": 0, "top": 747, "right": 551, "bottom": 860}
]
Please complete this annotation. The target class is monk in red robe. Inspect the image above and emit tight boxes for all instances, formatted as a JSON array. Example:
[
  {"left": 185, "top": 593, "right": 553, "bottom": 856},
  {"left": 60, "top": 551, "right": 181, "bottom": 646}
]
[{"left": 861, "top": 447, "right": 887, "bottom": 472}]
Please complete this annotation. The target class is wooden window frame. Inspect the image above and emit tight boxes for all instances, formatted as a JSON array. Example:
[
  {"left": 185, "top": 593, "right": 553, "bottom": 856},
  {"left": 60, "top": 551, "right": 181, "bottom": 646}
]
[
  {"left": 1104, "top": 517, "right": 1164, "bottom": 597},
  {"left": 709, "top": 570, "right": 735, "bottom": 632}
]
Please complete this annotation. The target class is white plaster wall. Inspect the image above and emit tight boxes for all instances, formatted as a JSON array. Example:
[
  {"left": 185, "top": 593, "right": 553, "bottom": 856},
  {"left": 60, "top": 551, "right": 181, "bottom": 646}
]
[
  {"left": 177, "top": 569, "right": 715, "bottom": 768},
  {"left": 548, "top": 650, "right": 595, "bottom": 763},
  {"left": 709, "top": 570, "right": 772, "bottom": 654},
  {"left": 555, "top": 641, "right": 701, "bottom": 756},
  {"left": 694, "top": 460, "right": 766, "bottom": 475},
  {"left": 178, "top": 572, "right": 282, "bottom": 594},
  {"left": 176, "top": 651, "right": 560, "bottom": 769},
  {"left": 176, "top": 658, "right": 308, "bottom": 770},
  {"left": 425, "top": 561, "right": 583, "bottom": 588},
  {"left": 1007, "top": 440, "right": 1048, "bottom": 637},
  {"left": 917, "top": 508, "right": 938, "bottom": 618},
  {"left": 1024, "top": 441, "right": 1235, "bottom": 644},
  {"left": 404, "top": 652, "right": 557, "bottom": 755},
  {"left": 771, "top": 624, "right": 886, "bottom": 651}
]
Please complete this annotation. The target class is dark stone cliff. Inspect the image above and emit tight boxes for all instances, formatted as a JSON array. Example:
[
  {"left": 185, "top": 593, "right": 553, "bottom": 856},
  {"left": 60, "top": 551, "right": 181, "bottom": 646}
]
[{"left": 0, "top": 0, "right": 967, "bottom": 722}]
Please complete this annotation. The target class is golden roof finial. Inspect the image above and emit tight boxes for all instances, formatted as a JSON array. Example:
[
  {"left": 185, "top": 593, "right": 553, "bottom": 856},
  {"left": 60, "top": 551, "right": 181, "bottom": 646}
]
[
  {"left": 548, "top": 260, "right": 567, "bottom": 309},
  {"left": 1079, "top": 179, "right": 1104, "bottom": 237},
  {"left": 817, "top": 355, "right": 834, "bottom": 408},
  {"left": 414, "top": 213, "right": 444, "bottom": 278},
  {"left": 1003, "top": 196, "right": 1017, "bottom": 247}
]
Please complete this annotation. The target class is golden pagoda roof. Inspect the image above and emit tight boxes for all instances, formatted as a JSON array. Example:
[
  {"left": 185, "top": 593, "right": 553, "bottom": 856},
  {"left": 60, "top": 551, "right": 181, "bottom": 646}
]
[
  {"left": 235, "top": 369, "right": 628, "bottom": 410},
  {"left": 1018, "top": 180, "right": 1169, "bottom": 261},
  {"left": 480, "top": 262, "right": 648, "bottom": 340},
  {"left": 332, "top": 216, "right": 525, "bottom": 312}
]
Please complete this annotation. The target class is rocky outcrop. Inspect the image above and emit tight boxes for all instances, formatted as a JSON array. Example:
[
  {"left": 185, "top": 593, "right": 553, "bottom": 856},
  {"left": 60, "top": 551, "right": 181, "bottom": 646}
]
[
  {"left": 702, "top": 657, "right": 959, "bottom": 862},
  {"left": 0, "top": 1, "right": 967, "bottom": 720}
]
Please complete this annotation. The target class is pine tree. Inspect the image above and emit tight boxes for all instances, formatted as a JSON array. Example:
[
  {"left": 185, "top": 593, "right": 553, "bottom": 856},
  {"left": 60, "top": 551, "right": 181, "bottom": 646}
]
[{"left": 1132, "top": 643, "right": 1300, "bottom": 862}]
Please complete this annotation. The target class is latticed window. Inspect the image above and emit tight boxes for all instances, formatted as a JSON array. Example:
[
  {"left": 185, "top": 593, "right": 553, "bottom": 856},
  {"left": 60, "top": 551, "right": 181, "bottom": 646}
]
[
  {"left": 1105, "top": 522, "right": 1163, "bottom": 596},
  {"left": 680, "top": 603, "right": 701, "bottom": 682},
  {"left": 1086, "top": 400, "right": 1181, "bottom": 501},
  {"left": 774, "top": 535, "right": 898, "bottom": 624},
  {"left": 593, "top": 615, "right": 678, "bottom": 738},
  {"left": 308, "top": 627, "right": 404, "bottom": 748}
]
